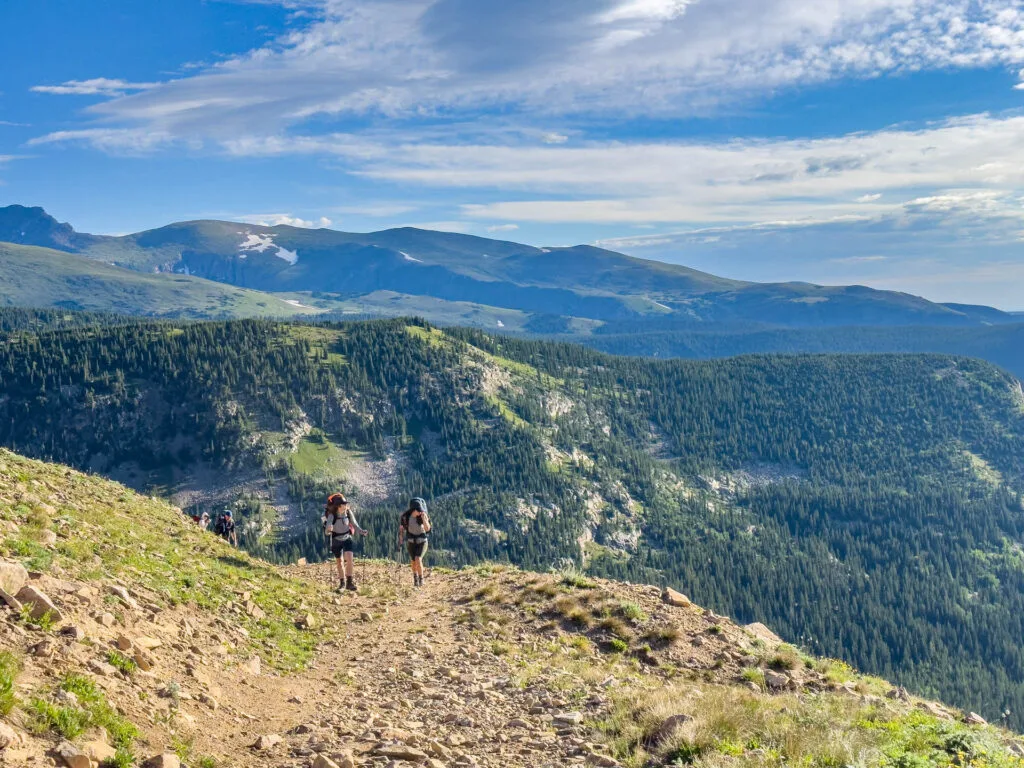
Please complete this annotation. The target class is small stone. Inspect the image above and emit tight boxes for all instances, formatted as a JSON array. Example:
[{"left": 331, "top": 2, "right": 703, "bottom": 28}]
[
  {"left": 244, "top": 655, "right": 262, "bottom": 676},
  {"left": 143, "top": 754, "right": 181, "bottom": 768},
  {"left": 661, "top": 587, "right": 690, "bottom": 608},
  {"left": 297, "top": 612, "right": 317, "bottom": 629},
  {"left": 587, "top": 755, "right": 620, "bottom": 767},
  {"left": 554, "top": 712, "right": 584, "bottom": 726},
  {"left": 360, "top": 611, "right": 373, "bottom": 622},
  {"left": 296, "top": 557, "right": 308, "bottom": 566},
  {"left": 134, "top": 649, "right": 156, "bottom": 672},
  {"left": 40, "top": 530, "right": 58, "bottom": 547},
  {"left": 88, "top": 659, "right": 118, "bottom": 677},
  {"left": 62, "top": 625, "right": 86, "bottom": 641},
  {"left": 30, "top": 639, "right": 54, "bottom": 658},
  {"left": 253, "top": 733, "right": 282, "bottom": 750},
  {"left": 375, "top": 745, "right": 429, "bottom": 761},
  {"left": 98, "top": 612, "right": 117, "bottom": 627},
  {"left": 115, "top": 635, "right": 134, "bottom": 651},
  {"left": 313, "top": 756, "right": 341, "bottom": 768},
  {"left": 765, "top": 670, "right": 790, "bottom": 690},
  {"left": 108, "top": 585, "right": 140, "bottom": 610},
  {"left": 0, "top": 722, "right": 21, "bottom": 750},
  {"left": 135, "top": 636, "right": 162, "bottom": 650}
]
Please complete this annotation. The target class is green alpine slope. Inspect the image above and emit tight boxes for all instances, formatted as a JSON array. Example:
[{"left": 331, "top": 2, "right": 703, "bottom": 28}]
[{"left": 1, "top": 316, "right": 1023, "bottom": 726}]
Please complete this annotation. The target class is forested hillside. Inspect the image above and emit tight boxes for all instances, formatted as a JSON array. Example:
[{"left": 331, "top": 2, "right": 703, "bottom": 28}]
[{"left": 1, "top": 315, "right": 1023, "bottom": 726}]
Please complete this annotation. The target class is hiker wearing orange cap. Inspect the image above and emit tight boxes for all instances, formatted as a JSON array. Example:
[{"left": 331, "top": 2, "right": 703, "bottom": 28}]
[{"left": 322, "top": 493, "right": 367, "bottom": 592}]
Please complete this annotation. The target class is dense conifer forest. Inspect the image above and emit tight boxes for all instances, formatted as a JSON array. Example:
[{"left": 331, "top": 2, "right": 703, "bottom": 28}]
[{"left": 1, "top": 311, "right": 1024, "bottom": 724}]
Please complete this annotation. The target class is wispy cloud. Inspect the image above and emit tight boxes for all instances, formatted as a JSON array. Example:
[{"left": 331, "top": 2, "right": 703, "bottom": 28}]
[
  {"left": 27, "top": 128, "right": 178, "bottom": 154},
  {"left": 26, "top": 0, "right": 1024, "bottom": 142},
  {"left": 31, "top": 78, "right": 160, "bottom": 96},
  {"left": 486, "top": 223, "right": 519, "bottom": 232}
]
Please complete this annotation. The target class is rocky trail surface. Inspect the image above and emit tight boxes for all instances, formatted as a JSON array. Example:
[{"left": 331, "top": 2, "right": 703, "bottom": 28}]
[{"left": 2, "top": 447, "right": 1024, "bottom": 767}]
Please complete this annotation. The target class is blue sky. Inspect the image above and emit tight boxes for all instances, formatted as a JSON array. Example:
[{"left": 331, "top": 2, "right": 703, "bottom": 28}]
[{"left": 2, "top": 0, "right": 1024, "bottom": 308}]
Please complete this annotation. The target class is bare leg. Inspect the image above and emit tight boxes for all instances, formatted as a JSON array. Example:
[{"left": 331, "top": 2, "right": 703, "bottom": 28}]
[
  {"left": 344, "top": 551, "right": 355, "bottom": 580},
  {"left": 335, "top": 556, "right": 345, "bottom": 581}
]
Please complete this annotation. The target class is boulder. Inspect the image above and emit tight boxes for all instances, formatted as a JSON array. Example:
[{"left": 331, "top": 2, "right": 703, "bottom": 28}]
[
  {"left": 82, "top": 740, "right": 117, "bottom": 765},
  {"left": 115, "top": 635, "right": 133, "bottom": 651},
  {"left": 296, "top": 557, "right": 308, "bottom": 566},
  {"left": 40, "top": 530, "right": 58, "bottom": 547},
  {"left": 0, "top": 722, "right": 22, "bottom": 750},
  {"left": 15, "top": 585, "right": 63, "bottom": 622},
  {"left": 0, "top": 560, "right": 28, "bottom": 597},
  {"left": 97, "top": 612, "right": 117, "bottom": 627},
  {"left": 661, "top": 587, "right": 690, "bottom": 608},
  {"left": 313, "top": 756, "right": 341, "bottom": 768},
  {"left": 966, "top": 712, "right": 988, "bottom": 726},
  {"left": 0, "top": 586, "right": 22, "bottom": 612},
  {"left": 56, "top": 741, "right": 90, "bottom": 768},
  {"left": 297, "top": 612, "right": 317, "bottom": 630},
  {"left": 587, "top": 755, "right": 620, "bottom": 767},
  {"left": 764, "top": 670, "right": 790, "bottom": 690},
  {"left": 745, "top": 622, "right": 783, "bottom": 646},
  {"left": 135, "top": 636, "right": 162, "bottom": 650}
]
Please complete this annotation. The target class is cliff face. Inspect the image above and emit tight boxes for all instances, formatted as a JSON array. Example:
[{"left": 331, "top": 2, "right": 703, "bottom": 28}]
[{"left": 0, "top": 446, "right": 1022, "bottom": 768}]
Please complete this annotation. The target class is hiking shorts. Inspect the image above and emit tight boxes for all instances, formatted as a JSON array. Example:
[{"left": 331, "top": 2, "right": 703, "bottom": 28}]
[
  {"left": 331, "top": 536, "right": 354, "bottom": 557},
  {"left": 407, "top": 539, "right": 428, "bottom": 559}
]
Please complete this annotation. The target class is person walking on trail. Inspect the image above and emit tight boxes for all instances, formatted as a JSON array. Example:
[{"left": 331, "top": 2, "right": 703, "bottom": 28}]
[
  {"left": 399, "top": 497, "right": 431, "bottom": 587},
  {"left": 215, "top": 510, "right": 237, "bottom": 547},
  {"left": 323, "top": 493, "right": 367, "bottom": 592},
  {"left": 199, "top": 511, "right": 211, "bottom": 531}
]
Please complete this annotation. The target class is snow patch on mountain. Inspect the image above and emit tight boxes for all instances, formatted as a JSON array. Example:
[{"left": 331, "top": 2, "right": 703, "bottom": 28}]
[
  {"left": 238, "top": 231, "right": 299, "bottom": 264},
  {"left": 400, "top": 251, "right": 422, "bottom": 263}
]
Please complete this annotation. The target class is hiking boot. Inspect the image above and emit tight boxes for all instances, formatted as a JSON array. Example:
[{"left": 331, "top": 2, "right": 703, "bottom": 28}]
[
  {"left": 337, "top": 579, "right": 346, "bottom": 592},
  {"left": 345, "top": 577, "right": 357, "bottom": 592}
]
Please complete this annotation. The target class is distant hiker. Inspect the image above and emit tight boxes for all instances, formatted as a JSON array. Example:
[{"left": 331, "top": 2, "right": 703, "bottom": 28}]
[
  {"left": 215, "top": 510, "right": 238, "bottom": 547},
  {"left": 399, "top": 497, "right": 431, "bottom": 587},
  {"left": 323, "top": 493, "right": 367, "bottom": 592},
  {"left": 199, "top": 511, "right": 211, "bottom": 531}
]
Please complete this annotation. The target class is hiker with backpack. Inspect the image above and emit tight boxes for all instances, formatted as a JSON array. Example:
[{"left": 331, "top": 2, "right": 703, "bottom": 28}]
[
  {"left": 215, "top": 510, "right": 237, "bottom": 547},
  {"left": 399, "top": 497, "right": 431, "bottom": 587},
  {"left": 323, "top": 493, "right": 367, "bottom": 592}
]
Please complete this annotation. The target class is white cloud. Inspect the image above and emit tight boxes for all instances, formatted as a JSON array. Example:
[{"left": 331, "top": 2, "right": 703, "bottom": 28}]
[
  {"left": 30, "top": 0, "right": 1024, "bottom": 141},
  {"left": 831, "top": 255, "right": 889, "bottom": 263},
  {"left": 26, "top": 129, "right": 179, "bottom": 154},
  {"left": 31, "top": 78, "right": 159, "bottom": 96},
  {"left": 236, "top": 213, "right": 333, "bottom": 228},
  {"left": 857, "top": 193, "right": 882, "bottom": 202},
  {"left": 486, "top": 223, "right": 519, "bottom": 232},
  {"left": 540, "top": 132, "right": 569, "bottom": 144}
]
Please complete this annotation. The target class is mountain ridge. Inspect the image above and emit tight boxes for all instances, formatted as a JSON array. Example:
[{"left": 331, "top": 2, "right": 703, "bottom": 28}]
[{"left": 0, "top": 203, "right": 1012, "bottom": 329}]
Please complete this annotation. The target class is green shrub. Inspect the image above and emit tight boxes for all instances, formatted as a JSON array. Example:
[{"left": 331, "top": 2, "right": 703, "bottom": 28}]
[
  {"left": 618, "top": 601, "right": 648, "bottom": 622},
  {"left": 0, "top": 652, "right": 21, "bottom": 716},
  {"left": 107, "top": 650, "right": 138, "bottom": 675},
  {"left": 607, "top": 638, "right": 629, "bottom": 654}
]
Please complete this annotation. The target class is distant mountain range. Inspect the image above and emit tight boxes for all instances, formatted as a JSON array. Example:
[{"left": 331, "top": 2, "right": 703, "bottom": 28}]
[
  {"left": 1, "top": 204, "right": 1017, "bottom": 329},
  {"left": 1, "top": 203, "right": 1021, "bottom": 375}
]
